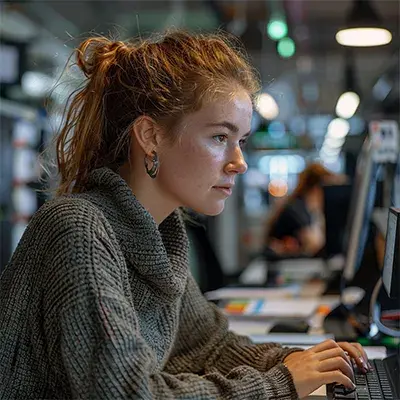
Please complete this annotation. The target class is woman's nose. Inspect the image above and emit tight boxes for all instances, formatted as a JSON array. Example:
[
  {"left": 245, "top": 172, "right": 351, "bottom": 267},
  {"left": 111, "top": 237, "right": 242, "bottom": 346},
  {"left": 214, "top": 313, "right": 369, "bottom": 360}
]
[{"left": 225, "top": 147, "right": 248, "bottom": 175}]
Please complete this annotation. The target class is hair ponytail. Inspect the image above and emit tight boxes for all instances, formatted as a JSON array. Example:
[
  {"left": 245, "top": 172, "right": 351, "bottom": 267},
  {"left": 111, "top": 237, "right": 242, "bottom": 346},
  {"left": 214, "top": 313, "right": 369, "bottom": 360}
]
[{"left": 56, "top": 37, "right": 125, "bottom": 194}]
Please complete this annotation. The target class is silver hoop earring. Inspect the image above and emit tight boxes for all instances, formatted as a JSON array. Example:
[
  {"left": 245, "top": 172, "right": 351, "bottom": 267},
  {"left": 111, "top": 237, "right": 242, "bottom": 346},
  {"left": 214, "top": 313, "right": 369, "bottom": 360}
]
[{"left": 144, "top": 152, "right": 159, "bottom": 179}]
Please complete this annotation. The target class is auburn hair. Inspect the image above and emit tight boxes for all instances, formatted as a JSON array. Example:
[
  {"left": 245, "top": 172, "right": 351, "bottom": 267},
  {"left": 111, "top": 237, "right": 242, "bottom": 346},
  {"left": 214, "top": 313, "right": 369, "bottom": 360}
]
[{"left": 54, "top": 29, "right": 261, "bottom": 195}]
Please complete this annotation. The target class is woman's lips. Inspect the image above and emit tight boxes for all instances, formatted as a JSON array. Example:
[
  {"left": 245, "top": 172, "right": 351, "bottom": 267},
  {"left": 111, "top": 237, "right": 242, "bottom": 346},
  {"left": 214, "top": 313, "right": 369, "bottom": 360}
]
[{"left": 212, "top": 186, "right": 233, "bottom": 196}]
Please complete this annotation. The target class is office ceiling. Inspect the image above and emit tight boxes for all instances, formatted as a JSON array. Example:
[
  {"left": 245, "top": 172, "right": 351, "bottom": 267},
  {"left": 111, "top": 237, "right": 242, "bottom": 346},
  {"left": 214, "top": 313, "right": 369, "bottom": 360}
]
[{"left": 1, "top": 0, "right": 399, "bottom": 119}]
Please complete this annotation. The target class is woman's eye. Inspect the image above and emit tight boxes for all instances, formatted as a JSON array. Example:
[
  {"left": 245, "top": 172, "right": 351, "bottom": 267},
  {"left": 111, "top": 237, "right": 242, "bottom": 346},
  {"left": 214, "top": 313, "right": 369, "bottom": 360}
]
[
  {"left": 239, "top": 138, "right": 248, "bottom": 148},
  {"left": 213, "top": 134, "right": 228, "bottom": 143}
]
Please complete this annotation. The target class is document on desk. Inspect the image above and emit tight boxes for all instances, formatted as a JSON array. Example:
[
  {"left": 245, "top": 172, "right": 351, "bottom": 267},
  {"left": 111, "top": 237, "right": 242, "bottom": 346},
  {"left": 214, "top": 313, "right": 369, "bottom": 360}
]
[
  {"left": 221, "top": 298, "right": 320, "bottom": 320},
  {"left": 228, "top": 320, "right": 276, "bottom": 336},
  {"left": 205, "top": 285, "right": 302, "bottom": 301}
]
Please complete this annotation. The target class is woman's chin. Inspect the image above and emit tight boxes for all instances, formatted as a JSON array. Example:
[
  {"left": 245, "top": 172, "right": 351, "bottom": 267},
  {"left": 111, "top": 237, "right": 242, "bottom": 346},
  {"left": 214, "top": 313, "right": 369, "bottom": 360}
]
[{"left": 191, "top": 201, "right": 225, "bottom": 216}]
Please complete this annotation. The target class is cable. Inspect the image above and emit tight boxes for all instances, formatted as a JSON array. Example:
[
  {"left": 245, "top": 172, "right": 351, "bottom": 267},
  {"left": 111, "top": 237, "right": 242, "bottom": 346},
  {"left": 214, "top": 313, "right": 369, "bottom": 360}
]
[{"left": 369, "top": 277, "right": 400, "bottom": 338}]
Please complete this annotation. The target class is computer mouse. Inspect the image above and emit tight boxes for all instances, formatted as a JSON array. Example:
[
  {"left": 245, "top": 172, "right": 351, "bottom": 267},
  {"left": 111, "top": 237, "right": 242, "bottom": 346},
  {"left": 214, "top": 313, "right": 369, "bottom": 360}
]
[{"left": 269, "top": 321, "right": 309, "bottom": 333}]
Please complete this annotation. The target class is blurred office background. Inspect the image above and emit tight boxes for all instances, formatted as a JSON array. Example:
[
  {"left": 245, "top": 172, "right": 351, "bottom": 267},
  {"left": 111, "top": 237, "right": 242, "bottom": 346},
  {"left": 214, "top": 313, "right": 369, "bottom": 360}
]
[{"left": 1, "top": 0, "right": 399, "bottom": 278}]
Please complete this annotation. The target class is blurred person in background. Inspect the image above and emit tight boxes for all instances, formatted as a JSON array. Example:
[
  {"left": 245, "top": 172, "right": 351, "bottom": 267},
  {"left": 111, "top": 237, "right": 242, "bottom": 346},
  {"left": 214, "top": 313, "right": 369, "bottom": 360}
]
[
  {"left": 265, "top": 163, "right": 343, "bottom": 257},
  {"left": 0, "top": 30, "right": 369, "bottom": 399}
]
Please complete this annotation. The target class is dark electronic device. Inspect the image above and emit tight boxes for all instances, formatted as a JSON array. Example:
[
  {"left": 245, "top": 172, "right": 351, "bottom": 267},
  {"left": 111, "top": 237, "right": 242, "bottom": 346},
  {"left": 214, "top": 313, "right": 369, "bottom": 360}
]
[
  {"left": 327, "top": 358, "right": 399, "bottom": 399},
  {"left": 324, "top": 139, "right": 379, "bottom": 338},
  {"left": 382, "top": 208, "right": 400, "bottom": 299},
  {"left": 327, "top": 207, "right": 400, "bottom": 400},
  {"left": 269, "top": 321, "right": 309, "bottom": 334}
]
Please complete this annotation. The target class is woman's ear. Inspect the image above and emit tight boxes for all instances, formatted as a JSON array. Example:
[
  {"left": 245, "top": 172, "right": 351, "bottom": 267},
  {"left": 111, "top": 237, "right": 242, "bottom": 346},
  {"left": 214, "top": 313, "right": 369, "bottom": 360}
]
[{"left": 131, "top": 116, "right": 163, "bottom": 155}]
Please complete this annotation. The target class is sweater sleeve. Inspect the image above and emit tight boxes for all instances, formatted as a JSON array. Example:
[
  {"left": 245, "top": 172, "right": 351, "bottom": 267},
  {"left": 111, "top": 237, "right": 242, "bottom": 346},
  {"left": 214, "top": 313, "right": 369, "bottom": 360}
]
[
  {"left": 42, "top": 206, "right": 299, "bottom": 400},
  {"left": 165, "top": 275, "right": 303, "bottom": 376}
]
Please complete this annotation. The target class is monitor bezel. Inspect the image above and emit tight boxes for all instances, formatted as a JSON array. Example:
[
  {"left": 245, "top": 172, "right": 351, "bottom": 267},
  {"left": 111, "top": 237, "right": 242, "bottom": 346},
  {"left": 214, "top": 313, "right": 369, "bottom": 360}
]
[{"left": 382, "top": 207, "right": 400, "bottom": 299}]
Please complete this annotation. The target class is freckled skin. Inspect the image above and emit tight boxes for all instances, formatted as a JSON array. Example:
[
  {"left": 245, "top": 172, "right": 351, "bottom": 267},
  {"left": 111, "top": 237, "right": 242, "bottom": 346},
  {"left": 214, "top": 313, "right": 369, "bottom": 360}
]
[{"left": 157, "top": 90, "right": 253, "bottom": 215}]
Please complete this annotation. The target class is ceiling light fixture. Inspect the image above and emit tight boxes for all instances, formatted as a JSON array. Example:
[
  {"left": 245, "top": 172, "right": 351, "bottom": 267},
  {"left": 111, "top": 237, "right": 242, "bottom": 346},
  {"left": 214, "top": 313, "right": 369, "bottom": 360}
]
[
  {"left": 255, "top": 93, "right": 279, "bottom": 120},
  {"left": 336, "top": 0, "right": 392, "bottom": 47},
  {"left": 336, "top": 53, "right": 361, "bottom": 119},
  {"left": 336, "top": 91, "right": 360, "bottom": 119},
  {"left": 267, "top": 14, "right": 288, "bottom": 41},
  {"left": 327, "top": 118, "right": 350, "bottom": 139},
  {"left": 277, "top": 37, "right": 296, "bottom": 58}
]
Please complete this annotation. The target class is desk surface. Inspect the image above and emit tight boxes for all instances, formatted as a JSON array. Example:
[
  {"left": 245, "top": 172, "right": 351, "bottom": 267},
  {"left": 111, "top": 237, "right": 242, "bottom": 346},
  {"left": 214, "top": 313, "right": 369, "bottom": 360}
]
[
  {"left": 222, "top": 291, "right": 387, "bottom": 399},
  {"left": 227, "top": 294, "right": 340, "bottom": 338}
]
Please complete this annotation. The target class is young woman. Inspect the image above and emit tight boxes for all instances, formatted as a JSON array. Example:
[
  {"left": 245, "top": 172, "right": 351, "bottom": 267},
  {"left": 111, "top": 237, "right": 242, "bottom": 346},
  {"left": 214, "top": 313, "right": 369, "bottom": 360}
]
[
  {"left": 0, "top": 30, "right": 369, "bottom": 399},
  {"left": 265, "top": 163, "right": 339, "bottom": 257}
]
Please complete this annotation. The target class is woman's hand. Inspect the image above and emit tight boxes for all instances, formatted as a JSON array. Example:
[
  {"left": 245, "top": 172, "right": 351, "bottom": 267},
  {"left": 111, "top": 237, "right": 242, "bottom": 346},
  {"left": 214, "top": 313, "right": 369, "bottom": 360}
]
[
  {"left": 336, "top": 341, "right": 370, "bottom": 372},
  {"left": 283, "top": 339, "right": 370, "bottom": 399}
]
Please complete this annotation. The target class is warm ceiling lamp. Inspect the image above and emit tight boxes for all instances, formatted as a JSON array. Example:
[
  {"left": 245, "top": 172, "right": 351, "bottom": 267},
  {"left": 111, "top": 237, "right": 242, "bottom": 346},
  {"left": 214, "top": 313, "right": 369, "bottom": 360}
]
[
  {"left": 255, "top": 93, "right": 279, "bottom": 120},
  {"left": 336, "top": 0, "right": 392, "bottom": 47}
]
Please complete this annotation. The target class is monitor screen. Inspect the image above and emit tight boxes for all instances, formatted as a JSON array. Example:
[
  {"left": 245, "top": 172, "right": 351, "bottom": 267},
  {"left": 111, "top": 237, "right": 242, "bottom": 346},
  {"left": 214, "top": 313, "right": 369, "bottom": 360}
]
[
  {"left": 0, "top": 40, "right": 25, "bottom": 87},
  {"left": 382, "top": 208, "right": 399, "bottom": 298},
  {"left": 354, "top": 165, "right": 379, "bottom": 269},
  {"left": 0, "top": 43, "right": 19, "bottom": 84},
  {"left": 343, "top": 138, "right": 378, "bottom": 282},
  {"left": 394, "top": 161, "right": 400, "bottom": 207}
]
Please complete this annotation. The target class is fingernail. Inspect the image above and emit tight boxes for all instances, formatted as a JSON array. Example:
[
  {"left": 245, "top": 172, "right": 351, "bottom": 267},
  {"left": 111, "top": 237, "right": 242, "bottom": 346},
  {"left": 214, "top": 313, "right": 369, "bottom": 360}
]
[{"left": 368, "top": 362, "right": 373, "bottom": 371}]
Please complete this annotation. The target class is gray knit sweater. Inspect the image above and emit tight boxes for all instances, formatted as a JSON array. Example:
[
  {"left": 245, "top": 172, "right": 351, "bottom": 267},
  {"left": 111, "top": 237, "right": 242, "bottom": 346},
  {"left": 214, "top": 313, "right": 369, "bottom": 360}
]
[{"left": 0, "top": 167, "right": 301, "bottom": 400}]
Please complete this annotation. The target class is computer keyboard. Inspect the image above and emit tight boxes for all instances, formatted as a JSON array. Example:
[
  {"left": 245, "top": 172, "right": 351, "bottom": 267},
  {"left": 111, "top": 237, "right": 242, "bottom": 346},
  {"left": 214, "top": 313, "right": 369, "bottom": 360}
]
[{"left": 327, "top": 359, "right": 397, "bottom": 400}]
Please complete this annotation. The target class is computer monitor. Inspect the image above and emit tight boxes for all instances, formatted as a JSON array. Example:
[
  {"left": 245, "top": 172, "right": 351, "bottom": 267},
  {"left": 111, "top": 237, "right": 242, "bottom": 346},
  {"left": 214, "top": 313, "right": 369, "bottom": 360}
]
[
  {"left": 382, "top": 207, "right": 399, "bottom": 298},
  {"left": 342, "top": 137, "right": 379, "bottom": 283},
  {"left": 0, "top": 40, "right": 26, "bottom": 87},
  {"left": 393, "top": 161, "right": 400, "bottom": 207}
]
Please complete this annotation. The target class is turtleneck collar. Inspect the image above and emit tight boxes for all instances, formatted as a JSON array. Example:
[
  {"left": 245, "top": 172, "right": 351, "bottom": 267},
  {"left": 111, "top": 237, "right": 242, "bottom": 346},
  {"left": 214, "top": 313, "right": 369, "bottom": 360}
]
[{"left": 77, "top": 167, "right": 189, "bottom": 298}]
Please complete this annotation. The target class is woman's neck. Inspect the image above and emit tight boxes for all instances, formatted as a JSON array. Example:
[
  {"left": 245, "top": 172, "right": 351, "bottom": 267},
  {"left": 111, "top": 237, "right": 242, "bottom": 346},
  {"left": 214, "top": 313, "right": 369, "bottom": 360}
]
[{"left": 119, "top": 163, "right": 178, "bottom": 225}]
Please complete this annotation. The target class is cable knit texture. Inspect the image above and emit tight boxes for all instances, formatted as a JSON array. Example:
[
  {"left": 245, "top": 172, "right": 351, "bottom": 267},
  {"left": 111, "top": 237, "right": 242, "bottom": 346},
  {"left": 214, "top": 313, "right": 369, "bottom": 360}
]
[{"left": 0, "top": 167, "right": 302, "bottom": 399}]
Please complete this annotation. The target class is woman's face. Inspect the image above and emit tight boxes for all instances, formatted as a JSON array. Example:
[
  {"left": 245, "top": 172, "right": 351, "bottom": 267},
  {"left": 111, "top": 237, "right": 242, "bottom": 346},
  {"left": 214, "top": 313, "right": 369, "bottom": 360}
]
[{"left": 157, "top": 89, "right": 253, "bottom": 215}]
